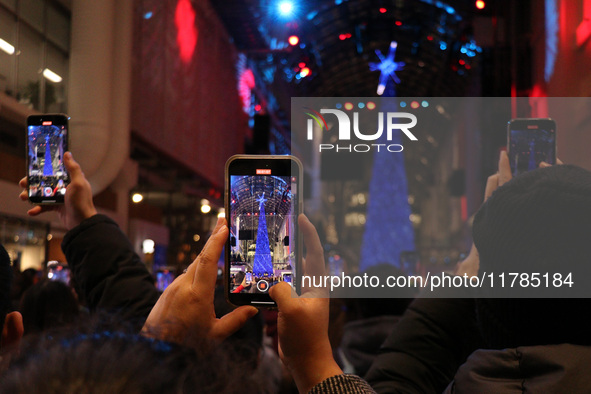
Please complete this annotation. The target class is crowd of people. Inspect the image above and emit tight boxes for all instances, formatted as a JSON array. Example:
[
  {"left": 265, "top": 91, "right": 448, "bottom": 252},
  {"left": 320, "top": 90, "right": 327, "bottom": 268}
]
[{"left": 1, "top": 150, "right": 591, "bottom": 393}]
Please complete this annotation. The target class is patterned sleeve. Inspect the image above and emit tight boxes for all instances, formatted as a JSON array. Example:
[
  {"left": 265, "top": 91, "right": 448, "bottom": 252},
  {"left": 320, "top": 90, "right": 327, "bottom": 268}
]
[{"left": 309, "top": 374, "right": 376, "bottom": 394}]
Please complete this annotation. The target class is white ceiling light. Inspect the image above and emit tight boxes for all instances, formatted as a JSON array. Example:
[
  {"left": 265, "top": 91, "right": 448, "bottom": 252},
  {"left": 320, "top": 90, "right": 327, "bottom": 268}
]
[
  {"left": 43, "top": 68, "right": 63, "bottom": 83},
  {"left": 0, "top": 38, "right": 15, "bottom": 55}
]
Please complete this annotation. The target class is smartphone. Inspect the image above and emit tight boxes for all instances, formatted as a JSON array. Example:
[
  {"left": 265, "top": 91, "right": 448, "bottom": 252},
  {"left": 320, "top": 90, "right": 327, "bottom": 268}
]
[
  {"left": 225, "top": 155, "right": 303, "bottom": 307},
  {"left": 245, "top": 272, "right": 252, "bottom": 285},
  {"left": 27, "top": 114, "right": 70, "bottom": 204},
  {"left": 507, "top": 118, "right": 556, "bottom": 176},
  {"left": 47, "top": 261, "right": 70, "bottom": 285},
  {"left": 282, "top": 273, "right": 292, "bottom": 286},
  {"left": 156, "top": 270, "right": 175, "bottom": 292}
]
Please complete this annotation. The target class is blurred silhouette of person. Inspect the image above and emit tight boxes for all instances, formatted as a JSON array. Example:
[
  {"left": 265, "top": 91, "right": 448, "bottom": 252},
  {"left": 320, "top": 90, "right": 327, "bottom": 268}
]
[
  {"left": 19, "top": 280, "right": 80, "bottom": 335},
  {"left": 10, "top": 268, "right": 39, "bottom": 310},
  {"left": 1, "top": 244, "right": 24, "bottom": 371}
]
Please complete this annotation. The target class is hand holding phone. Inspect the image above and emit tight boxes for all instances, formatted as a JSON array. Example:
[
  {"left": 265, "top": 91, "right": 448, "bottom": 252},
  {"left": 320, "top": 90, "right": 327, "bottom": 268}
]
[
  {"left": 225, "top": 155, "right": 303, "bottom": 307},
  {"left": 27, "top": 114, "right": 70, "bottom": 204},
  {"left": 507, "top": 118, "right": 556, "bottom": 176},
  {"left": 20, "top": 151, "right": 97, "bottom": 230},
  {"left": 143, "top": 218, "right": 258, "bottom": 343}
]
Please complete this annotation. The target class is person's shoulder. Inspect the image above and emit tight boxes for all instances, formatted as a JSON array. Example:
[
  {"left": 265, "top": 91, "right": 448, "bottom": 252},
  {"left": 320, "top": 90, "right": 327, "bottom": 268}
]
[
  {"left": 62, "top": 214, "right": 118, "bottom": 245},
  {"left": 452, "top": 344, "right": 591, "bottom": 393}
]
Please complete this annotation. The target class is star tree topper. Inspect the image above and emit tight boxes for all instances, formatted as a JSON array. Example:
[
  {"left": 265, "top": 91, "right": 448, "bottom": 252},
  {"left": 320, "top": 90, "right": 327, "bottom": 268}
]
[
  {"left": 369, "top": 41, "right": 405, "bottom": 96},
  {"left": 256, "top": 192, "right": 267, "bottom": 207}
]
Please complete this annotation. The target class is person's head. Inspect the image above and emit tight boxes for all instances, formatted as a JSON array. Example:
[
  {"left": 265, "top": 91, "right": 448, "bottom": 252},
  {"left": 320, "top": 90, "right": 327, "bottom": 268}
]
[
  {"left": 19, "top": 279, "right": 80, "bottom": 335},
  {"left": 473, "top": 165, "right": 591, "bottom": 348},
  {"left": 0, "top": 244, "right": 23, "bottom": 357},
  {"left": 11, "top": 268, "right": 39, "bottom": 306},
  {"left": 234, "top": 271, "right": 245, "bottom": 285},
  {"left": 0, "top": 327, "right": 260, "bottom": 393},
  {"left": 0, "top": 244, "right": 12, "bottom": 332}
]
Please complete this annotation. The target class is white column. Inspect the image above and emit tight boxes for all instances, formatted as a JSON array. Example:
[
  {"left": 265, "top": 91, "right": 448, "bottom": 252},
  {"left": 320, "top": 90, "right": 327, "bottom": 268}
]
[{"left": 68, "top": 0, "right": 133, "bottom": 223}]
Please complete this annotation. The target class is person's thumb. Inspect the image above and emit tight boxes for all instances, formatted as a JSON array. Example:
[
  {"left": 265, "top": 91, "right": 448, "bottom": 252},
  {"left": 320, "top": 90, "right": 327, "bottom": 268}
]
[
  {"left": 211, "top": 306, "right": 258, "bottom": 340},
  {"left": 269, "top": 282, "right": 294, "bottom": 310},
  {"left": 63, "top": 152, "right": 83, "bottom": 180}
]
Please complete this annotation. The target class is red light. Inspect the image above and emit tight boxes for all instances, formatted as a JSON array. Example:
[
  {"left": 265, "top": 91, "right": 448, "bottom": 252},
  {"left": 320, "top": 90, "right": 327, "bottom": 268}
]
[
  {"left": 298, "top": 62, "right": 306, "bottom": 68},
  {"left": 366, "top": 101, "right": 376, "bottom": 110},
  {"left": 255, "top": 104, "right": 262, "bottom": 112},
  {"left": 344, "top": 102, "right": 354, "bottom": 110},
  {"left": 175, "top": 0, "right": 198, "bottom": 64},
  {"left": 238, "top": 68, "right": 255, "bottom": 113},
  {"left": 465, "top": 64, "right": 471, "bottom": 70},
  {"left": 410, "top": 101, "right": 419, "bottom": 109},
  {"left": 339, "top": 34, "right": 346, "bottom": 40},
  {"left": 461, "top": 196, "right": 468, "bottom": 221},
  {"left": 379, "top": 7, "right": 387, "bottom": 13},
  {"left": 459, "top": 59, "right": 465, "bottom": 65},
  {"left": 395, "top": 21, "right": 402, "bottom": 26},
  {"left": 288, "top": 35, "right": 299, "bottom": 46},
  {"left": 300, "top": 67, "right": 311, "bottom": 77},
  {"left": 427, "top": 35, "right": 433, "bottom": 41},
  {"left": 42, "top": 121, "right": 52, "bottom": 126},
  {"left": 475, "top": 0, "right": 485, "bottom": 9}
]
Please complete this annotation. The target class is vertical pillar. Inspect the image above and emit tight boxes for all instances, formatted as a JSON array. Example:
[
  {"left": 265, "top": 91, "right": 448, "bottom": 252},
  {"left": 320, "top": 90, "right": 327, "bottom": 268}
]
[{"left": 68, "top": 0, "right": 133, "bottom": 227}]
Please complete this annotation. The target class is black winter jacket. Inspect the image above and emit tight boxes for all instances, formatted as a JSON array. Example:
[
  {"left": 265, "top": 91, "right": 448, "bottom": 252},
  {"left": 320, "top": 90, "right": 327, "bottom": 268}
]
[
  {"left": 62, "top": 214, "right": 160, "bottom": 326},
  {"left": 365, "top": 287, "right": 483, "bottom": 393}
]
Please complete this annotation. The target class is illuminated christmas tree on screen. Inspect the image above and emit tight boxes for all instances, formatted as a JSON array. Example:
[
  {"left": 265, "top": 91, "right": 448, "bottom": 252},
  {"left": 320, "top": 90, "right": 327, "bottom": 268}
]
[
  {"left": 360, "top": 42, "right": 414, "bottom": 271},
  {"left": 253, "top": 193, "right": 273, "bottom": 276},
  {"left": 43, "top": 135, "right": 53, "bottom": 176}
]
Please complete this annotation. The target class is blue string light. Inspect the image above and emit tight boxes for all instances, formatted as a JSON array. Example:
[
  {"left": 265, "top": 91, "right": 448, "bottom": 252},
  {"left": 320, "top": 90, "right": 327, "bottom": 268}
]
[{"left": 360, "top": 102, "right": 415, "bottom": 272}]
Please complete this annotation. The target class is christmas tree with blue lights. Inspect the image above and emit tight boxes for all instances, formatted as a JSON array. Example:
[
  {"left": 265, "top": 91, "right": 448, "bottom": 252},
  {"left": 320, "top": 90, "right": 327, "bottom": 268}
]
[
  {"left": 43, "top": 135, "right": 53, "bottom": 176},
  {"left": 253, "top": 193, "right": 273, "bottom": 276},
  {"left": 360, "top": 44, "right": 415, "bottom": 271}
]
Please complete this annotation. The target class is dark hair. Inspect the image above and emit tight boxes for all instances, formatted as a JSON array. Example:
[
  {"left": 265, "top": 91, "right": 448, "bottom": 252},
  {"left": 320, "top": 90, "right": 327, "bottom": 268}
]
[
  {"left": 234, "top": 271, "right": 245, "bottom": 285},
  {"left": 10, "top": 268, "right": 39, "bottom": 310},
  {"left": 19, "top": 280, "right": 80, "bottom": 335},
  {"left": 0, "top": 326, "right": 260, "bottom": 394},
  {"left": 0, "top": 244, "right": 12, "bottom": 334},
  {"left": 473, "top": 165, "right": 591, "bottom": 348}
]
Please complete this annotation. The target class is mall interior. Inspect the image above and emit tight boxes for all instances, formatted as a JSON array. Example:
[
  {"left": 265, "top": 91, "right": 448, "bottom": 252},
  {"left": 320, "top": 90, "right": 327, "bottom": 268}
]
[{"left": 1, "top": 0, "right": 591, "bottom": 280}]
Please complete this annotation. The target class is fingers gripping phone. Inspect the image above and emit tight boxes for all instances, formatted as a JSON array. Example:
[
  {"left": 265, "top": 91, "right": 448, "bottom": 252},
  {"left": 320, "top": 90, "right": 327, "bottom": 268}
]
[
  {"left": 225, "top": 155, "right": 303, "bottom": 307},
  {"left": 507, "top": 118, "right": 556, "bottom": 176},
  {"left": 27, "top": 114, "right": 70, "bottom": 204}
]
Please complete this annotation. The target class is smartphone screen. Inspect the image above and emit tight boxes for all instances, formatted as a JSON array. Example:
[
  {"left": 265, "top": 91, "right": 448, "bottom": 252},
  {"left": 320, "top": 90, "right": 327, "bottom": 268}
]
[
  {"left": 225, "top": 155, "right": 302, "bottom": 307},
  {"left": 282, "top": 273, "right": 292, "bottom": 285},
  {"left": 156, "top": 270, "right": 175, "bottom": 292},
  {"left": 507, "top": 118, "right": 556, "bottom": 177},
  {"left": 47, "top": 261, "right": 70, "bottom": 285},
  {"left": 27, "top": 114, "right": 70, "bottom": 204}
]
